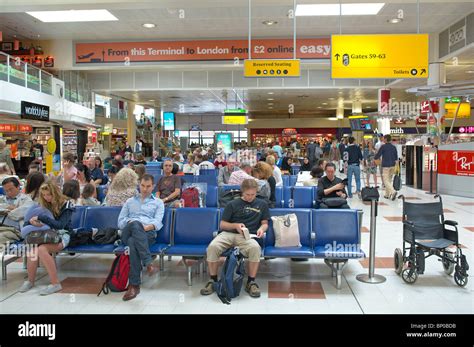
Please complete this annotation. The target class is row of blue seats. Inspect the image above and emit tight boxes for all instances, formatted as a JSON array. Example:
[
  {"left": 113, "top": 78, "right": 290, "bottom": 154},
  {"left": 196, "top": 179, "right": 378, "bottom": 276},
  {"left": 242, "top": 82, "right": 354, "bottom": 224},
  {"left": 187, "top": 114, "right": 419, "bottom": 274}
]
[
  {"left": 96, "top": 185, "right": 319, "bottom": 209},
  {"left": 61, "top": 206, "right": 364, "bottom": 288}
]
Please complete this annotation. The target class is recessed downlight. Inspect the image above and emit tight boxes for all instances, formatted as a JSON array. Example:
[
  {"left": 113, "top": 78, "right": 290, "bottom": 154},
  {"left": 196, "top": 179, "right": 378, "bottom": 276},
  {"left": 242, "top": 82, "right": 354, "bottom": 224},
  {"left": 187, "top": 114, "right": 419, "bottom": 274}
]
[{"left": 142, "top": 23, "right": 156, "bottom": 28}]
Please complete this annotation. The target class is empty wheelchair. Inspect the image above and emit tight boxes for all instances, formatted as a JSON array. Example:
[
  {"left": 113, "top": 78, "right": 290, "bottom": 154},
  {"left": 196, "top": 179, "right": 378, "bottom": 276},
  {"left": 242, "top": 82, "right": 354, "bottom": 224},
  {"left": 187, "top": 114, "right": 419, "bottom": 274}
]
[{"left": 394, "top": 195, "right": 469, "bottom": 287}]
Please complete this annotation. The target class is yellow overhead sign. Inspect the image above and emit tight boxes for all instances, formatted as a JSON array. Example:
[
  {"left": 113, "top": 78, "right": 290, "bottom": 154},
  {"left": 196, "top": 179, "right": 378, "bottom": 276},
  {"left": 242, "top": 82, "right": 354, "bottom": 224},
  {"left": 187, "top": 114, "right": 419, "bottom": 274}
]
[
  {"left": 244, "top": 59, "right": 300, "bottom": 77},
  {"left": 331, "top": 34, "right": 429, "bottom": 79},
  {"left": 445, "top": 103, "right": 471, "bottom": 119},
  {"left": 222, "top": 116, "right": 248, "bottom": 125}
]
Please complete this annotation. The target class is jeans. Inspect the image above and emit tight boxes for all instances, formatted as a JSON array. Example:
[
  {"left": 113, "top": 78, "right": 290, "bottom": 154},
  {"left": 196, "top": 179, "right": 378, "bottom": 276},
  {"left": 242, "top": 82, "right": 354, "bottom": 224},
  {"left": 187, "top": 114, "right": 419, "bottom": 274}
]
[
  {"left": 347, "top": 164, "right": 361, "bottom": 197},
  {"left": 121, "top": 221, "right": 156, "bottom": 286}
]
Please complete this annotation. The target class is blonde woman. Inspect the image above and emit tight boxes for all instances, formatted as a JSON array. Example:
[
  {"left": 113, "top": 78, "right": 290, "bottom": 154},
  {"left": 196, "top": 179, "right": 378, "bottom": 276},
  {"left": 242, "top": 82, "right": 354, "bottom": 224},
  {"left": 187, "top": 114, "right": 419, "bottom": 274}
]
[
  {"left": 266, "top": 155, "right": 283, "bottom": 187},
  {"left": 19, "top": 181, "right": 75, "bottom": 295},
  {"left": 104, "top": 168, "right": 138, "bottom": 206},
  {"left": 252, "top": 161, "right": 276, "bottom": 208}
]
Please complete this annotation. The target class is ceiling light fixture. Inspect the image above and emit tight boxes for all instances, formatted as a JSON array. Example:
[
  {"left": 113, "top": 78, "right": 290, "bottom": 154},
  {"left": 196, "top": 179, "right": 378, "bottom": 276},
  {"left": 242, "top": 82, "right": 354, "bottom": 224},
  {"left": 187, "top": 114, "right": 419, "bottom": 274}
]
[
  {"left": 267, "top": 92, "right": 274, "bottom": 95},
  {"left": 267, "top": 98, "right": 274, "bottom": 101},
  {"left": 262, "top": 20, "right": 278, "bottom": 26},
  {"left": 388, "top": 18, "right": 403, "bottom": 24},
  {"left": 142, "top": 23, "right": 156, "bottom": 28},
  {"left": 322, "top": 102, "right": 328, "bottom": 105},
  {"left": 466, "top": 70, "right": 474, "bottom": 74},
  {"left": 295, "top": 3, "right": 385, "bottom": 16},
  {"left": 26, "top": 9, "right": 118, "bottom": 22}
]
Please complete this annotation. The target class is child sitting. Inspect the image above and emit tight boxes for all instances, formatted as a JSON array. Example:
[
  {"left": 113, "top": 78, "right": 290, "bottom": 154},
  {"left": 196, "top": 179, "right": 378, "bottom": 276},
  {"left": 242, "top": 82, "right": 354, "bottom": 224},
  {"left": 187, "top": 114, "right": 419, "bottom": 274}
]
[{"left": 78, "top": 183, "right": 100, "bottom": 206}]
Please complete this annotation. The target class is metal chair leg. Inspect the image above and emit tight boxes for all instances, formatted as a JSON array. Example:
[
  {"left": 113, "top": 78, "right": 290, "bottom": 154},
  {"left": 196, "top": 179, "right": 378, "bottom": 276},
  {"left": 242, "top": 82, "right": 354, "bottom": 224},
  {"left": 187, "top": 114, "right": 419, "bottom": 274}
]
[
  {"left": 187, "top": 266, "right": 193, "bottom": 286},
  {"left": 160, "top": 254, "right": 165, "bottom": 271}
]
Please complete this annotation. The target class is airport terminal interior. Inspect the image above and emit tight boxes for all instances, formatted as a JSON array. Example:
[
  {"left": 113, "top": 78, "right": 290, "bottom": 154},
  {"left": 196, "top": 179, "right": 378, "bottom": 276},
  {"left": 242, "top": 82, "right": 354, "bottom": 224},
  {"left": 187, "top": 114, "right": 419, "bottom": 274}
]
[{"left": 0, "top": 0, "right": 473, "bottom": 316}]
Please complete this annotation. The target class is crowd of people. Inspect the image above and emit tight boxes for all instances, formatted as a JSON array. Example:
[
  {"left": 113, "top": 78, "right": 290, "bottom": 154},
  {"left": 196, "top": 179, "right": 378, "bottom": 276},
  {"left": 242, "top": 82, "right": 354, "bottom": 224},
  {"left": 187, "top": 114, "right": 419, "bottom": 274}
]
[{"left": 0, "top": 133, "right": 399, "bottom": 300}]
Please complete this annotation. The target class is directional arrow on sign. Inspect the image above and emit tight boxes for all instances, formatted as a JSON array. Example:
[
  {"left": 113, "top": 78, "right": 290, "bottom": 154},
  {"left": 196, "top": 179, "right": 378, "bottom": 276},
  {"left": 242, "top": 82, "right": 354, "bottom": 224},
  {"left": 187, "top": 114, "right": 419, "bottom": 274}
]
[
  {"left": 335, "top": 53, "right": 340, "bottom": 61},
  {"left": 420, "top": 68, "right": 426, "bottom": 75}
]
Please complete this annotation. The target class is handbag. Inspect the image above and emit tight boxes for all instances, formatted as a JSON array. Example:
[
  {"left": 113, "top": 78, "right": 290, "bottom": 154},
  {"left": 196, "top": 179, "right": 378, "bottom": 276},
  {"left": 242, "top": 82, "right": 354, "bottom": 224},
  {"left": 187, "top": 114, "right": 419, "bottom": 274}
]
[
  {"left": 322, "top": 197, "right": 347, "bottom": 208},
  {"left": 393, "top": 173, "right": 401, "bottom": 191},
  {"left": 271, "top": 214, "right": 301, "bottom": 247},
  {"left": 25, "top": 229, "right": 61, "bottom": 245}
]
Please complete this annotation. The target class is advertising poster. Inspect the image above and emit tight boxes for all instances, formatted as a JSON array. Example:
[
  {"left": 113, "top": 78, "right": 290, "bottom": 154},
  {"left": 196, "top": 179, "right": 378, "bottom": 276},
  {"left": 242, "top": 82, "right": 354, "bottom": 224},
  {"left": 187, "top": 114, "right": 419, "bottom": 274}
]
[
  {"left": 216, "top": 133, "right": 233, "bottom": 154},
  {"left": 163, "top": 112, "right": 175, "bottom": 131}
]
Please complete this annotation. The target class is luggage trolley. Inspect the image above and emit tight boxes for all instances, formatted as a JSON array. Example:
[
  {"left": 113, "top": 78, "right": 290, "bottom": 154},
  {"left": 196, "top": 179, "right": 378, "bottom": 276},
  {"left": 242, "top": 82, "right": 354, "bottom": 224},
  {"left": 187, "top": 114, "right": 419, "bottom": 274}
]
[{"left": 394, "top": 195, "right": 469, "bottom": 287}]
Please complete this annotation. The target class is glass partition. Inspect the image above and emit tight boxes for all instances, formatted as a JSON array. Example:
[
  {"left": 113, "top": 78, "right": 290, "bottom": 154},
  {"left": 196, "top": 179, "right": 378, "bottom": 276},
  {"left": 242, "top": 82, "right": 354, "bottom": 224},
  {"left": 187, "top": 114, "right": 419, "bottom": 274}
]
[
  {"left": 26, "top": 64, "right": 41, "bottom": 91},
  {"left": 8, "top": 56, "right": 26, "bottom": 87}
]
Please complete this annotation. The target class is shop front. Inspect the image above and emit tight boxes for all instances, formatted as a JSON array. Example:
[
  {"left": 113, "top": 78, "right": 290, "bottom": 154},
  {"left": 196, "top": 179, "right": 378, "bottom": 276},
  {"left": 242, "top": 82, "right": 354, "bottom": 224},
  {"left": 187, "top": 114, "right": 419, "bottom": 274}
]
[{"left": 250, "top": 128, "right": 337, "bottom": 148}]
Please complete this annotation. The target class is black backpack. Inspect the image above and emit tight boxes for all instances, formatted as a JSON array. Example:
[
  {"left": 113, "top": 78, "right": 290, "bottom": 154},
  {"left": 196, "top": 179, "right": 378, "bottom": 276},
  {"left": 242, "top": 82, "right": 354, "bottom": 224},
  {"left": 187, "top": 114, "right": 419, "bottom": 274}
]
[
  {"left": 218, "top": 189, "right": 241, "bottom": 208},
  {"left": 213, "top": 247, "right": 246, "bottom": 305},
  {"left": 93, "top": 228, "right": 119, "bottom": 245},
  {"left": 68, "top": 231, "right": 93, "bottom": 247}
]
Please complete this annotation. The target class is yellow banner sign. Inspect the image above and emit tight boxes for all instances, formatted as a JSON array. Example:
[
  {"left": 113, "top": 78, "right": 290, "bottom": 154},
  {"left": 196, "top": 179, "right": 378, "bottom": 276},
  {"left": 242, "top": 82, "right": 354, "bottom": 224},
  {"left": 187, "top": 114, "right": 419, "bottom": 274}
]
[
  {"left": 445, "top": 103, "right": 471, "bottom": 118},
  {"left": 222, "top": 116, "right": 248, "bottom": 125},
  {"left": 244, "top": 59, "right": 300, "bottom": 77},
  {"left": 331, "top": 34, "right": 429, "bottom": 79}
]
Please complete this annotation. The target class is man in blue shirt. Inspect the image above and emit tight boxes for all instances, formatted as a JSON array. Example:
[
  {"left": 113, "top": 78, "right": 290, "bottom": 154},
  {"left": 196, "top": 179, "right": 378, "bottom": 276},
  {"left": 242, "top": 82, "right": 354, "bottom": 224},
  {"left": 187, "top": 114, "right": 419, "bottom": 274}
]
[
  {"left": 272, "top": 142, "right": 283, "bottom": 159},
  {"left": 118, "top": 174, "right": 165, "bottom": 301},
  {"left": 374, "top": 134, "right": 399, "bottom": 200}
]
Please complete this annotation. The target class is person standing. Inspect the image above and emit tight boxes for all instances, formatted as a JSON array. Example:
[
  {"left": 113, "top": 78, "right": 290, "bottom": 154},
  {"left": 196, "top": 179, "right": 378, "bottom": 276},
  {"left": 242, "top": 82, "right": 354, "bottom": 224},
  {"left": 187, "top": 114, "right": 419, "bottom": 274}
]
[
  {"left": 364, "top": 141, "right": 378, "bottom": 188},
  {"left": 374, "top": 134, "right": 399, "bottom": 200},
  {"left": 344, "top": 137, "right": 363, "bottom": 199},
  {"left": 0, "top": 139, "right": 15, "bottom": 175},
  {"left": 118, "top": 174, "right": 164, "bottom": 301},
  {"left": 272, "top": 142, "right": 283, "bottom": 159},
  {"left": 306, "top": 139, "right": 316, "bottom": 168}
]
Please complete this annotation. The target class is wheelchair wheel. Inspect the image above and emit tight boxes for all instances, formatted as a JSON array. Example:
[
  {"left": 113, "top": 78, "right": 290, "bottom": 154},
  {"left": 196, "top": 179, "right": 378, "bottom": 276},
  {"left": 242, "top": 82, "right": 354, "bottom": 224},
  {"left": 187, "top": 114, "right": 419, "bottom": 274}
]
[
  {"left": 402, "top": 265, "right": 418, "bottom": 284},
  {"left": 442, "top": 252, "right": 455, "bottom": 276},
  {"left": 454, "top": 269, "right": 468, "bottom": 287},
  {"left": 394, "top": 248, "right": 403, "bottom": 275}
]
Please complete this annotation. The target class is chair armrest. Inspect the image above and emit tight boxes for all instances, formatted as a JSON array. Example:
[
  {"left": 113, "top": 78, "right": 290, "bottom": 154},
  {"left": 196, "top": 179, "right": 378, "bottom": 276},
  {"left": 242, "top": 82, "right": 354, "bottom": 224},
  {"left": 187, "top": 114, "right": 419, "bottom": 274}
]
[{"left": 444, "top": 220, "right": 458, "bottom": 227}]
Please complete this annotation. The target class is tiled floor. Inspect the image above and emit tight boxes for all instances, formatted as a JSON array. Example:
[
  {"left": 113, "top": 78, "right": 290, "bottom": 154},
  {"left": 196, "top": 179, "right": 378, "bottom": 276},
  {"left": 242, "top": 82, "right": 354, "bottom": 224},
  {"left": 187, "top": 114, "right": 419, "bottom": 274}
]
[{"left": 0, "top": 184, "right": 472, "bottom": 314}]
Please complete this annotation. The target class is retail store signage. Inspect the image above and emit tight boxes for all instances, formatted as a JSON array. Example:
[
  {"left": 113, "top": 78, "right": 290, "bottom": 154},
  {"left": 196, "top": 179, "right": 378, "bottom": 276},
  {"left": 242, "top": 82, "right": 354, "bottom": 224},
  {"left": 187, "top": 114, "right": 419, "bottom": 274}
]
[
  {"left": 35, "top": 127, "right": 50, "bottom": 135},
  {"left": 420, "top": 101, "right": 439, "bottom": 114},
  {"left": 244, "top": 59, "right": 300, "bottom": 77},
  {"left": 331, "top": 34, "right": 429, "bottom": 79},
  {"left": 445, "top": 97, "right": 461, "bottom": 103},
  {"left": 458, "top": 126, "right": 474, "bottom": 134},
  {"left": 438, "top": 150, "right": 474, "bottom": 177},
  {"left": 392, "top": 119, "right": 406, "bottom": 125},
  {"left": 103, "top": 123, "right": 113, "bottom": 135},
  {"left": 444, "top": 102, "right": 471, "bottom": 119},
  {"left": 21, "top": 101, "right": 49, "bottom": 122},
  {"left": 0, "top": 124, "right": 17, "bottom": 132},
  {"left": 416, "top": 116, "right": 428, "bottom": 125},
  {"left": 390, "top": 127, "right": 404, "bottom": 134},
  {"left": 282, "top": 128, "right": 298, "bottom": 135},
  {"left": 222, "top": 116, "right": 248, "bottom": 125},
  {"left": 75, "top": 38, "right": 330, "bottom": 65}
]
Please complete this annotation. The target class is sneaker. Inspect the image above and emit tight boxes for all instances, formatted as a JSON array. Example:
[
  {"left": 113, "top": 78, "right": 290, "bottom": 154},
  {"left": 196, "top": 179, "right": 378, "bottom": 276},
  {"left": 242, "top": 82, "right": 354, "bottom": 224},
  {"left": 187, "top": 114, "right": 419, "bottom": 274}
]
[
  {"left": 39, "top": 284, "right": 62, "bottom": 296},
  {"left": 200, "top": 281, "right": 215, "bottom": 296},
  {"left": 19, "top": 281, "right": 34, "bottom": 293},
  {"left": 245, "top": 281, "right": 261, "bottom": 298}
]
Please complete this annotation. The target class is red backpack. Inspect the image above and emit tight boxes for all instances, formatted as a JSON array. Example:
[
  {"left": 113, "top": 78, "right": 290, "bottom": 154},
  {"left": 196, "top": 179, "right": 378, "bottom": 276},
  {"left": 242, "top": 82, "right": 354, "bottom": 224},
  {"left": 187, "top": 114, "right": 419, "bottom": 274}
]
[
  {"left": 181, "top": 187, "right": 200, "bottom": 208},
  {"left": 98, "top": 254, "right": 130, "bottom": 295}
]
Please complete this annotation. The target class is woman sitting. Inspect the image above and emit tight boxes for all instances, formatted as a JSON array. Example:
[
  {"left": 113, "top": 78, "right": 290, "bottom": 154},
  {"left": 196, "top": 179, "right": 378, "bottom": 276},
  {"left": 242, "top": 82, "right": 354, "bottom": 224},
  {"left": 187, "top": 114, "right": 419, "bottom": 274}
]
[
  {"left": 303, "top": 166, "right": 324, "bottom": 187},
  {"left": 78, "top": 183, "right": 100, "bottom": 206},
  {"left": 19, "top": 181, "right": 74, "bottom": 295},
  {"left": 104, "top": 168, "right": 138, "bottom": 206}
]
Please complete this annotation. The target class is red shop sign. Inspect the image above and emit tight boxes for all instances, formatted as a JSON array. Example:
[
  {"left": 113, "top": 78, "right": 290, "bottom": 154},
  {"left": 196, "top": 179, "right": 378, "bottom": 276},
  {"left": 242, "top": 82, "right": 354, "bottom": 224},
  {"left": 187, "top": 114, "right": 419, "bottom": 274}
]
[
  {"left": 420, "top": 101, "right": 439, "bottom": 114},
  {"left": 438, "top": 150, "right": 474, "bottom": 177},
  {"left": 416, "top": 116, "right": 428, "bottom": 125},
  {"left": 282, "top": 128, "right": 297, "bottom": 135},
  {"left": 0, "top": 124, "right": 17, "bottom": 132},
  {"left": 18, "top": 125, "right": 33, "bottom": 132}
]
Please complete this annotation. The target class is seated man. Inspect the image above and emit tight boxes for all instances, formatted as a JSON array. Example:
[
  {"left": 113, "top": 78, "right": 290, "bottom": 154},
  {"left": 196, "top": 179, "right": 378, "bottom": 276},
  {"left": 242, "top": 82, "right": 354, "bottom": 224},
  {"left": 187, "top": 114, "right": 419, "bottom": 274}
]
[
  {"left": 155, "top": 160, "right": 181, "bottom": 207},
  {"left": 0, "top": 177, "right": 34, "bottom": 230},
  {"left": 201, "top": 179, "right": 269, "bottom": 298},
  {"left": 228, "top": 163, "right": 254, "bottom": 185},
  {"left": 118, "top": 174, "right": 165, "bottom": 301},
  {"left": 217, "top": 158, "right": 239, "bottom": 186},
  {"left": 317, "top": 163, "right": 350, "bottom": 209}
]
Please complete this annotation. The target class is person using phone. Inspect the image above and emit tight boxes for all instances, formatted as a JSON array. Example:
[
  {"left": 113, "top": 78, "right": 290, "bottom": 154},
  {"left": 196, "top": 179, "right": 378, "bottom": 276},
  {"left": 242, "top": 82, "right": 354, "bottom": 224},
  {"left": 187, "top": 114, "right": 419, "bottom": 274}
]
[{"left": 317, "top": 163, "right": 350, "bottom": 209}]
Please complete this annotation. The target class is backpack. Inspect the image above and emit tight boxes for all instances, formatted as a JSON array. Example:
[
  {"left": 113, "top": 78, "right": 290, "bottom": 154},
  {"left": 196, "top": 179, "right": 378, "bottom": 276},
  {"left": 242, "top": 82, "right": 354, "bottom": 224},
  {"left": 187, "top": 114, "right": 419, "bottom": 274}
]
[
  {"left": 218, "top": 189, "right": 241, "bottom": 208},
  {"left": 213, "top": 247, "right": 246, "bottom": 305},
  {"left": 69, "top": 231, "right": 93, "bottom": 247},
  {"left": 181, "top": 187, "right": 200, "bottom": 208},
  {"left": 93, "top": 228, "right": 119, "bottom": 244},
  {"left": 98, "top": 254, "right": 130, "bottom": 295}
]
